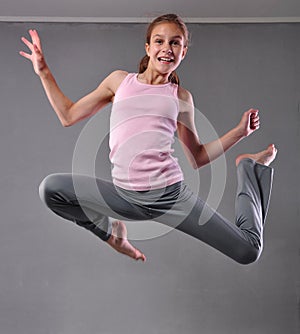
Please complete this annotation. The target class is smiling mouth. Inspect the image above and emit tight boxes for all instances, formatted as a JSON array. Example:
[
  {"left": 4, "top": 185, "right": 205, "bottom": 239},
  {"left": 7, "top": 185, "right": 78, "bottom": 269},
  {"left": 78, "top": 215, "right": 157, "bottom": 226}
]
[{"left": 157, "top": 57, "right": 174, "bottom": 63}]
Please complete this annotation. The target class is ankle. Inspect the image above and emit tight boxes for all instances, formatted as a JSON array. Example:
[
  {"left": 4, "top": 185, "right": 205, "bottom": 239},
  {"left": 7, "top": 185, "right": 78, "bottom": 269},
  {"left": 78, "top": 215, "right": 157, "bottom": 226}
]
[{"left": 106, "top": 234, "right": 116, "bottom": 247}]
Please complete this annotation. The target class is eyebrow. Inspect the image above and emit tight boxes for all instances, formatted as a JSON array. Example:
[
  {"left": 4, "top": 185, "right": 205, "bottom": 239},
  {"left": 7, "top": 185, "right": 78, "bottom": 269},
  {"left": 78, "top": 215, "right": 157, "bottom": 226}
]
[{"left": 152, "top": 34, "right": 183, "bottom": 40}]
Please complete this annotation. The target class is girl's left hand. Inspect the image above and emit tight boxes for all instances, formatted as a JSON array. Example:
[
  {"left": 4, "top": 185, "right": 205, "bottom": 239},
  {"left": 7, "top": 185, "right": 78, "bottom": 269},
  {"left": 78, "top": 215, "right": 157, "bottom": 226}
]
[{"left": 237, "top": 109, "right": 260, "bottom": 137}]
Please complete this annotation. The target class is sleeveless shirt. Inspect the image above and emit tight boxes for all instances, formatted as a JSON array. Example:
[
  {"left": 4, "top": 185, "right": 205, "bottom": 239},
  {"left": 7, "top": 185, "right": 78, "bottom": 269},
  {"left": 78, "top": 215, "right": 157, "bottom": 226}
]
[{"left": 109, "top": 73, "right": 184, "bottom": 191}]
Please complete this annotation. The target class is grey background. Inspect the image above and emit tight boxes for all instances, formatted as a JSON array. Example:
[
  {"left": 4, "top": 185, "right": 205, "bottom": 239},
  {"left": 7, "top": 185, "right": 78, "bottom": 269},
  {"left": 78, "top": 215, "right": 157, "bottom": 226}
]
[
  {"left": 0, "top": 22, "right": 299, "bottom": 334},
  {"left": 1, "top": 0, "right": 300, "bottom": 19}
]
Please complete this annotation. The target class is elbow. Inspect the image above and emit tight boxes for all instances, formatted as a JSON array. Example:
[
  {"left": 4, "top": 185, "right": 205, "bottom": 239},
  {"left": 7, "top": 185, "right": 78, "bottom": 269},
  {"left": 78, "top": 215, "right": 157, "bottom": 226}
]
[
  {"left": 187, "top": 149, "right": 205, "bottom": 170},
  {"left": 183, "top": 144, "right": 208, "bottom": 169},
  {"left": 191, "top": 161, "right": 200, "bottom": 170},
  {"left": 62, "top": 120, "right": 72, "bottom": 127},
  {"left": 194, "top": 159, "right": 205, "bottom": 169},
  {"left": 189, "top": 157, "right": 205, "bottom": 170},
  {"left": 60, "top": 114, "right": 74, "bottom": 127},
  {"left": 60, "top": 104, "right": 76, "bottom": 127},
  {"left": 194, "top": 163, "right": 205, "bottom": 170},
  {"left": 186, "top": 154, "right": 200, "bottom": 169},
  {"left": 192, "top": 156, "right": 207, "bottom": 170},
  {"left": 195, "top": 146, "right": 210, "bottom": 169}
]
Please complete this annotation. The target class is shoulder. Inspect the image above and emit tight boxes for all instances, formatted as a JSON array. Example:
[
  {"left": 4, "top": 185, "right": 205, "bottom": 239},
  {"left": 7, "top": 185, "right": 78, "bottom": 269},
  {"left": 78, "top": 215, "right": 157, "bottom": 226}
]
[
  {"left": 108, "top": 69, "right": 129, "bottom": 81},
  {"left": 92, "top": 70, "right": 129, "bottom": 104},
  {"left": 177, "top": 86, "right": 194, "bottom": 113},
  {"left": 177, "top": 85, "right": 193, "bottom": 104},
  {"left": 103, "top": 70, "right": 129, "bottom": 94}
]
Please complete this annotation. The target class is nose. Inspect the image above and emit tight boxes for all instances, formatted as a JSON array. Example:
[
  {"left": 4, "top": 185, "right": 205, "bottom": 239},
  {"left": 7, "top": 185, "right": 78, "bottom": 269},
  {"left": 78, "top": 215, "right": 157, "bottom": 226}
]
[{"left": 163, "top": 47, "right": 172, "bottom": 54}]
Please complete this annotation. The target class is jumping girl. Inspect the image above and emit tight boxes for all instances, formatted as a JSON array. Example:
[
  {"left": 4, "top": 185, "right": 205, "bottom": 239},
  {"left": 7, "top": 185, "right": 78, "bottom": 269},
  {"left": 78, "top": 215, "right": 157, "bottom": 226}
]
[{"left": 20, "top": 14, "right": 277, "bottom": 264}]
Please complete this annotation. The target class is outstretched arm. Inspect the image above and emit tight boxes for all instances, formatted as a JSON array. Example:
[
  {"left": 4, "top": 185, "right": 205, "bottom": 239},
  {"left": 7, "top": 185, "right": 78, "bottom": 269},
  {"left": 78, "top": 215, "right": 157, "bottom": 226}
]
[
  {"left": 177, "top": 87, "right": 260, "bottom": 169},
  {"left": 20, "top": 29, "right": 126, "bottom": 127}
]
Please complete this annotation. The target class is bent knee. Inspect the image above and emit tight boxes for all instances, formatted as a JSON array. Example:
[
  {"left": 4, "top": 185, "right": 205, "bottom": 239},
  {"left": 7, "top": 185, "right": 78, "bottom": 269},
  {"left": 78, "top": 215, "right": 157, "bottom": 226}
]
[
  {"left": 235, "top": 246, "right": 262, "bottom": 265},
  {"left": 39, "top": 174, "right": 56, "bottom": 205},
  {"left": 38, "top": 173, "right": 69, "bottom": 206}
]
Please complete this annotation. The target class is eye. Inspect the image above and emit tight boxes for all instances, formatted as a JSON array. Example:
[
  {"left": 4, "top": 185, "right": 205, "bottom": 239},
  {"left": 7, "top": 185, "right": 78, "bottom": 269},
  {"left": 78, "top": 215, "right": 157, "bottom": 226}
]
[
  {"left": 155, "top": 39, "right": 163, "bottom": 45},
  {"left": 171, "top": 40, "right": 181, "bottom": 46}
]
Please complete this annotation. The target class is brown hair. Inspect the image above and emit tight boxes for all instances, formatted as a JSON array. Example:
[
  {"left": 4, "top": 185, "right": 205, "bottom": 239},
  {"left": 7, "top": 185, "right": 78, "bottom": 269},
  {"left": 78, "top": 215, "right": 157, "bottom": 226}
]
[{"left": 138, "top": 14, "right": 189, "bottom": 85}]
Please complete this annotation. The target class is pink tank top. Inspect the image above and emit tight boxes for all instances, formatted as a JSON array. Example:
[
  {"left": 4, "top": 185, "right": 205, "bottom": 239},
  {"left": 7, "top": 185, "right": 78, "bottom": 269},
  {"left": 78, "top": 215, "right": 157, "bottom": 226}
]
[{"left": 109, "top": 73, "right": 184, "bottom": 191}]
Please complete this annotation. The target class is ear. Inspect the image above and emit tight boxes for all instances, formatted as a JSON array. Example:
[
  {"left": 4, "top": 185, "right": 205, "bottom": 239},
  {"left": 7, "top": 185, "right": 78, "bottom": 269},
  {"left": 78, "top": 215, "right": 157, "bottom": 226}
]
[
  {"left": 181, "top": 46, "right": 188, "bottom": 60},
  {"left": 145, "top": 43, "right": 150, "bottom": 57}
]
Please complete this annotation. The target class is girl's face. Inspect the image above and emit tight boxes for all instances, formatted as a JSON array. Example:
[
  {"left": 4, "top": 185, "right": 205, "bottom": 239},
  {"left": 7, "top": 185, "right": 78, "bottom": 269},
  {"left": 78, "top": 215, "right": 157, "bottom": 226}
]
[{"left": 145, "top": 22, "right": 188, "bottom": 75}]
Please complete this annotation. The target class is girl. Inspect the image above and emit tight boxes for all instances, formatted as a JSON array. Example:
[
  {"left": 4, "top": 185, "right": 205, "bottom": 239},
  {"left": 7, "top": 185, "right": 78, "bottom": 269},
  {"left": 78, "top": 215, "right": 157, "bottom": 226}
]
[{"left": 20, "top": 14, "right": 277, "bottom": 264}]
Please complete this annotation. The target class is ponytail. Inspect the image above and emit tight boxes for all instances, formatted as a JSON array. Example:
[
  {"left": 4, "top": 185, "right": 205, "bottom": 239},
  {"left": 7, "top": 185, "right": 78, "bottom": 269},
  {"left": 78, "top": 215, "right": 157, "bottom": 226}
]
[
  {"left": 138, "top": 55, "right": 180, "bottom": 85},
  {"left": 138, "top": 55, "right": 150, "bottom": 74},
  {"left": 168, "top": 71, "right": 180, "bottom": 85}
]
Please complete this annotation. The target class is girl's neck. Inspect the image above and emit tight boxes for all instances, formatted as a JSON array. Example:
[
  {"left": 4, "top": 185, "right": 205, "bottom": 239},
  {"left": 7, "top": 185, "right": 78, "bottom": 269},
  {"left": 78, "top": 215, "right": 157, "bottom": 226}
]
[{"left": 137, "top": 69, "right": 170, "bottom": 85}]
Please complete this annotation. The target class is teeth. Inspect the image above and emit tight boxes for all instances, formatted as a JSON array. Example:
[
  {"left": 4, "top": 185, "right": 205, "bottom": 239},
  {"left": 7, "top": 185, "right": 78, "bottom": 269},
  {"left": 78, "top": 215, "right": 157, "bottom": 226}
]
[{"left": 158, "top": 57, "right": 173, "bottom": 62}]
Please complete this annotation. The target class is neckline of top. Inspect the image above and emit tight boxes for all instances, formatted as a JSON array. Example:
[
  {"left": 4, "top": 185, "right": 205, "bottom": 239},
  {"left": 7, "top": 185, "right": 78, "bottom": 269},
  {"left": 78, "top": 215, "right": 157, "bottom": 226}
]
[{"left": 134, "top": 73, "right": 173, "bottom": 87}]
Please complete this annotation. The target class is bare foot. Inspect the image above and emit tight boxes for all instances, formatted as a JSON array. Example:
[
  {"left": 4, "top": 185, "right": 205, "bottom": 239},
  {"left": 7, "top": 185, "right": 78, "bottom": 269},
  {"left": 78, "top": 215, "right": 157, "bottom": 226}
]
[
  {"left": 236, "top": 144, "right": 278, "bottom": 167},
  {"left": 106, "top": 221, "right": 146, "bottom": 262}
]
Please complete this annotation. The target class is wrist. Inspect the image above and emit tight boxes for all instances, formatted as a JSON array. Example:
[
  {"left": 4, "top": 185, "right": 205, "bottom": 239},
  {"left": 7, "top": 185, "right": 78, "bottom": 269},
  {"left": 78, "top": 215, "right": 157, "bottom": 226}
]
[
  {"left": 38, "top": 65, "right": 51, "bottom": 79},
  {"left": 232, "top": 126, "right": 245, "bottom": 141}
]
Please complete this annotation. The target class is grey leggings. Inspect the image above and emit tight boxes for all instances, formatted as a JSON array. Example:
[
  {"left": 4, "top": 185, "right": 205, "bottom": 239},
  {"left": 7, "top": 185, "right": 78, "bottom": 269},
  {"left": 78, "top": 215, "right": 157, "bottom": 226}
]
[{"left": 39, "top": 158, "right": 273, "bottom": 264}]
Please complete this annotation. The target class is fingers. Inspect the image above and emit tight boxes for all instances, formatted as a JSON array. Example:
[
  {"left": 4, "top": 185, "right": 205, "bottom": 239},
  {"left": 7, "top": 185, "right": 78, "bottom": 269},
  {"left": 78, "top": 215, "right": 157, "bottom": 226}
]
[
  {"left": 246, "top": 108, "right": 259, "bottom": 117},
  {"left": 21, "top": 36, "right": 33, "bottom": 50},
  {"left": 29, "top": 29, "right": 42, "bottom": 50},
  {"left": 19, "top": 51, "right": 31, "bottom": 60},
  {"left": 250, "top": 118, "right": 260, "bottom": 130},
  {"left": 249, "top": 109, "right": 260, "bottom": 130},
  {"left": 20, "top": 29, "right": 42, "bottom": 56}
]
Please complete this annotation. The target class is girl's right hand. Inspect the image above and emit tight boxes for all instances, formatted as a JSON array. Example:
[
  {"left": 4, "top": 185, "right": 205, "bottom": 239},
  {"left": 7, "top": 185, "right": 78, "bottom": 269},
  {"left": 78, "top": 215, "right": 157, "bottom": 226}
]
[{"left": 20, "top": 29, "right": 48, "bottom": 77}]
